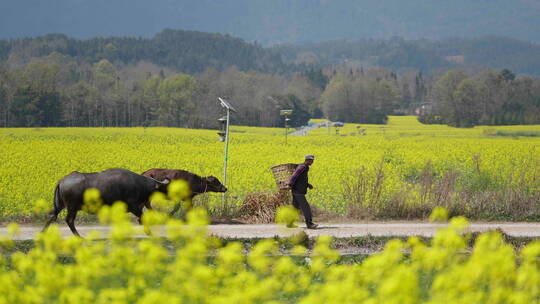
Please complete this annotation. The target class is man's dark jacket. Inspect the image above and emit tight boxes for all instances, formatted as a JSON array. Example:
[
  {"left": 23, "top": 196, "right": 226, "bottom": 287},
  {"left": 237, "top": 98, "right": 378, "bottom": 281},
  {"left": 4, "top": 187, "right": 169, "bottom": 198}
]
[{"left": 289, "top": 164, "right": 309, "bottom": 194}]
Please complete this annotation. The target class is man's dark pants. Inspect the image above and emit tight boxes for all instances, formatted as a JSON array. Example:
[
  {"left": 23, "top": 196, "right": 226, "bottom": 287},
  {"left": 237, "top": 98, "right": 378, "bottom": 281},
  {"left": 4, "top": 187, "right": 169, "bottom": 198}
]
[{"left": 292, "top": 193, "right": 313, "bottom": 225}]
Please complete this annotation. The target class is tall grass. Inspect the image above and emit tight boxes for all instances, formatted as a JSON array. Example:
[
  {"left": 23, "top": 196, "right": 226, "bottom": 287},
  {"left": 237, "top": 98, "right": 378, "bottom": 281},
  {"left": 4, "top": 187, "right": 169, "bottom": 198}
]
[{"left": 341, "top": 155, "right": 540, "bottom": 221}]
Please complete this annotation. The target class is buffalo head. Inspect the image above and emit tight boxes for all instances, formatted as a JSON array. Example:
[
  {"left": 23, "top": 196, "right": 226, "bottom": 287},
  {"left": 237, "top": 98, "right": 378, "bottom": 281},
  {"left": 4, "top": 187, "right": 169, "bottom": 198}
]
[
  {"left": 203, "top": 176, "right": 227, "bottom": 193},
  {"left": 152, "top": 178, "right": 170, "bottom": 193}
]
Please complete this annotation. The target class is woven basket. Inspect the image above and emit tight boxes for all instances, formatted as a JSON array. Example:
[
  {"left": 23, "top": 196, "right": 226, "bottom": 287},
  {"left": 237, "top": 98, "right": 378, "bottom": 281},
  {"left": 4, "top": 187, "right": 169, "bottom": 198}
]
[{"left": 270, "top": 163, "right": 298, "bottom": 190}]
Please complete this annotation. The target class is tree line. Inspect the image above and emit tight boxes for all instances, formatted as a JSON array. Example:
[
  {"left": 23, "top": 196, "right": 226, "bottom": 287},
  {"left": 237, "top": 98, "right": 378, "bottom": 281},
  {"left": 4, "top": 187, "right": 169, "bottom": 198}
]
[
  {"left": 420, "top": 69, "right": 540, "bottom": 127},
  {"left": 0, "top": 53, "right": 420, "bottom": 128},
  {"left": 3, "top": 54, "right": 540, "bottom": 128},
  {"left": 2, "top": 32, "right": 540, "bottom": 128},
  {"left": 0, "top": 55, "right": 318, "bottom": 128}
]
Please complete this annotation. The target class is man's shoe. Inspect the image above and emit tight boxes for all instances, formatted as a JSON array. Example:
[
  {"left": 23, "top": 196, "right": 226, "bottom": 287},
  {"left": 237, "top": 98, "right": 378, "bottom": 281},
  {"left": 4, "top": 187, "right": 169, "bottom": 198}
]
[{"left": 306, "top": 223, "right": 318, "bottom": 229}]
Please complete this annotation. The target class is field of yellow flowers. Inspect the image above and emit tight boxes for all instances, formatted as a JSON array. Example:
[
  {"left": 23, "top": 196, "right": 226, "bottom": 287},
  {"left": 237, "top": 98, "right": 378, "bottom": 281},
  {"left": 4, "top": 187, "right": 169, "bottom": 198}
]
[
  {"left": 0, "top": 201, "right": 539, "bottom": 303},
  {"left": 0, "top": 163, "right": 539, "bottom": 303},
  {"left": 1, "top": 116, "right": 539, "bottom": 221}
]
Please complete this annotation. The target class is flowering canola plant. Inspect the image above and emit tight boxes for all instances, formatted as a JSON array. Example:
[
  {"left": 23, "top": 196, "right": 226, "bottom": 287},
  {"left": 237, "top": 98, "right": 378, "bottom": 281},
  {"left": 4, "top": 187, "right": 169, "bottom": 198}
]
[{"left": 1, "top": 201, "right": 539, "bottom": 303}]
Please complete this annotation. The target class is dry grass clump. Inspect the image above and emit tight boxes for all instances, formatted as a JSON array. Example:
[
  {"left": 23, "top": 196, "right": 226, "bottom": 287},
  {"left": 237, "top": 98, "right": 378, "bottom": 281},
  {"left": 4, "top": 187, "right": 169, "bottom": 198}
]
[{"left": 236, "top": 190, "right": 291, "bottom": 223}]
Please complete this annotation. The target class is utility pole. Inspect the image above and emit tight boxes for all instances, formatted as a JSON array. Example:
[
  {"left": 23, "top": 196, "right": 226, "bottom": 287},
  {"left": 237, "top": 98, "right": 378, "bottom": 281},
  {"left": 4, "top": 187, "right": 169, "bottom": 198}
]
[
  {"left": 280, "top": 109, "right": 293, "bottom": 145},
  {"left": 218, "top": 97, "right": 237, "bottom": 213},
  {"left": 327, "top": 118, "right": 330, "bottom": 135}
]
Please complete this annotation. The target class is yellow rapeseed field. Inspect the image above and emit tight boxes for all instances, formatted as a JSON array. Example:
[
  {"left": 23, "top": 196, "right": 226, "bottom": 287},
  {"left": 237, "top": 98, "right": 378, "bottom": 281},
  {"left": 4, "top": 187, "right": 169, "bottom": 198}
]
[
  {"left": 1, "top": 116, "right": 539, "bottom": 220},
  {"left": 0, "top": 202, "right": 538, "bottom": 303},
  {"left": 0, "top": 163, "right": 538, "bottom": 303}
]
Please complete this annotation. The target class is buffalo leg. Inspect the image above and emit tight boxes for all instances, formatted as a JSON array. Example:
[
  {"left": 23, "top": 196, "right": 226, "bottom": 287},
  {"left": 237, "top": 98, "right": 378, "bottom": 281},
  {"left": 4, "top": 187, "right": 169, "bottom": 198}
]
[
  {"left": 133, "top": 208, "right": 153, "bottom": 236},
  {"left": 65, "top": 208, "right": 80, "bottom": 237},
  {"left": 42, "top": 206, "right": 64, "bottom": 231},
  {"left": 43, "top": 184, "right": 65, "bottom": 232},
  {"left": 131, "top": 208, "right": 144, "bottom": 225}
]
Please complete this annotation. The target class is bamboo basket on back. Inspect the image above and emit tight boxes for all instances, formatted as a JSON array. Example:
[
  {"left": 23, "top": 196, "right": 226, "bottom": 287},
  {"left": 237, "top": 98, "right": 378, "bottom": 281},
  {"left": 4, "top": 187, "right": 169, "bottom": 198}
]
[{"left": 270, "top": 163, "right": 298, "bottom": 190}]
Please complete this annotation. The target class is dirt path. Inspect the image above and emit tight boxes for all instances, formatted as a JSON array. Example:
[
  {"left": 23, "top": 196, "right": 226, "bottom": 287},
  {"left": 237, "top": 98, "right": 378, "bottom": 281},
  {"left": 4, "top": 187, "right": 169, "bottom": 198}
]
[
  {"left": 289, "top": 122, "right": 322, "bottom": 136},
  {"left": 2, "top": 222, "right": 539, "bottom": 241}
]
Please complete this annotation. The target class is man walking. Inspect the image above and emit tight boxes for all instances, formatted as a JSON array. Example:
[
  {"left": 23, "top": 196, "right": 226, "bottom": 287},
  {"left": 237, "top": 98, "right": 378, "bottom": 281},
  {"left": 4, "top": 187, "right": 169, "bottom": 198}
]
[{"left": 288, "top": 154, "right": 318, "bottom": 229}]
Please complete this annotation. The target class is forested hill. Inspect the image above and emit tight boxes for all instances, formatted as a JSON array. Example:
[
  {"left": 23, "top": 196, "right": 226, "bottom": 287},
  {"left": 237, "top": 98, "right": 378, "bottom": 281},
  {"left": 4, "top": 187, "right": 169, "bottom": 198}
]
[
  {"left": 275, "top": 36, "right": 540, "bottom": 76},
  {"left": 3, "top": 32, "right": 540, "bottom": 76},
  {"left": 0, "top": 29, "right": 285, "bottom": 74}
]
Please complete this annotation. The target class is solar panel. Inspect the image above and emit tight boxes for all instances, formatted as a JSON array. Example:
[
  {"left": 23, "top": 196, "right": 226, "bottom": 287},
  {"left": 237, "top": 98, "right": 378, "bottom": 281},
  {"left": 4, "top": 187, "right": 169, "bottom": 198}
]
[
  {"left": 280, "top": 109, "right": 293, "bottom": 116},
  {"left": 218, "top": 97, "right": 237, "bottom": 113}
]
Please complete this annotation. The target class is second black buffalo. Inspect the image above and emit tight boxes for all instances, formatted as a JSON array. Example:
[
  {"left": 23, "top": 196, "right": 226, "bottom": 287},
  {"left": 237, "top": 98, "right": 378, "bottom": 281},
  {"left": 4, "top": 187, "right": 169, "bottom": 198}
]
[{"left": 141, "top": 168, "right": 227, "bottom": 216}]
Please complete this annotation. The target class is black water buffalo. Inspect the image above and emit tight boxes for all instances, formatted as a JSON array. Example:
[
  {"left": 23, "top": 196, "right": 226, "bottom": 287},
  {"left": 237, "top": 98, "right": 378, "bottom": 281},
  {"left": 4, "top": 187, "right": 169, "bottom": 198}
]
[
  {"left": 43, "top": 168, "right": 170, "bottom": 236},
  {"left": 141, "top": 168, "right": 227, "bottom": 216}
]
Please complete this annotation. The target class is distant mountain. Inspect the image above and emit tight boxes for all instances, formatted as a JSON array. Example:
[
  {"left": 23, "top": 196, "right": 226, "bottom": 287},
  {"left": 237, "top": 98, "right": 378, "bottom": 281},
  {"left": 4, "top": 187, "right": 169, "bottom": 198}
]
[{"left": 2, "top": 0, "right": 540, "bottom": 45}]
